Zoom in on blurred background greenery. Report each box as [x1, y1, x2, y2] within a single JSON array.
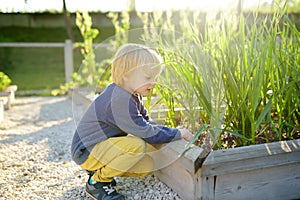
[[0, 0, 299, 93]]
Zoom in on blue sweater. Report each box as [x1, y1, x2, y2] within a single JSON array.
[[71, 83, 181, 165]]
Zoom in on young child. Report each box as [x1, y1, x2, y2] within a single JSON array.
[[71, 43, 194, 200]]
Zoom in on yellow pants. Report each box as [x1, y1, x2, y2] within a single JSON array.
[[80, 136, 156, 182]]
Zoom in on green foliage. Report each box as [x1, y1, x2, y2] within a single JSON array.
[[57, 11, 112, 94], [54, 11, 100, 95], [74, 11, 99, 86], [138, 5, 299, 149], [0, 72, 11, 91], [107, 11, 130, 49], [57, 11, 131, 94], [215, 8, 300, 146], [50, 8, 299, 148]]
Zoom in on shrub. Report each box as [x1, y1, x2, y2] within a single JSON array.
[[0, 71, 11, 91]]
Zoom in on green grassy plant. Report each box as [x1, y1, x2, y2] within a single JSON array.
[[138, 4, 299, 148], [218, 8, 300, 146], [270, 15, 300, 141]]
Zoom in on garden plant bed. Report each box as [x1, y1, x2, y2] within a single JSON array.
[[0, 85, 17, 110], [72, 88, 300, 200], [0, 85, 17, 121]]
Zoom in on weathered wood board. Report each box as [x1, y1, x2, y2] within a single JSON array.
[[154, 140, 206, 200], [69, 88, 96, 124], [6, 85, 17, 102], [201, 139, 300, 200], [155, 161, 203, 200], [0, 85, 18, 110], [0, 91, 11, 110], [0, 99, 4, 121]]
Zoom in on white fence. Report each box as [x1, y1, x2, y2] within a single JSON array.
[[0, 40, 74, 83]]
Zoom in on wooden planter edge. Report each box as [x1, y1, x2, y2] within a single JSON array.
[[201, 139, 300, 200]]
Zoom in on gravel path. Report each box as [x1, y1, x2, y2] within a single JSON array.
[[0, 96, 182, 200]]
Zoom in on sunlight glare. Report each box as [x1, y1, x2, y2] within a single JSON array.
[[136, 0, 238, 12], [0, 0, 273, 13], [136, 0, 272, 12]]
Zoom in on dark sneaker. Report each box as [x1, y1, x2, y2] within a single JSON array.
[[85, 180, 124, 200]]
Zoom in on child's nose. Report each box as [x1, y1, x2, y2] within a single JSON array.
[[150, 82, 156, 87]]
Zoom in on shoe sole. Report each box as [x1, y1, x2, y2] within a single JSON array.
[[85, 187, 125, 200], [85, 188, 98, 200]]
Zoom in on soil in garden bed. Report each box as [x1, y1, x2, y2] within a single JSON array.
[[193, 127, 300, 151]]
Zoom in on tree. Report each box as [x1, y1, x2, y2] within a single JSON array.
[[62, 0, 74, 41], [127, 0, 136, 11]]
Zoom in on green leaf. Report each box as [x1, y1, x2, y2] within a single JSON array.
[[220, 129, 251, 142], [255, 100, 272, 131], [284, 122, 300, 131]]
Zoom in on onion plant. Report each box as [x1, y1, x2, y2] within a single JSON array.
[[139, 3, 299, 148], [140, 20, 227, 148], [270, 15, 300, 141]]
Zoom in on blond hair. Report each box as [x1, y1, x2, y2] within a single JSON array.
[[111, 43, 163, 85]]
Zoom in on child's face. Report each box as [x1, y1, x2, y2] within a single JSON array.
[[122, 66, 158, 97]]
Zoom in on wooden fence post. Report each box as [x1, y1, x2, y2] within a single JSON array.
[[64, 39, 73, 83]]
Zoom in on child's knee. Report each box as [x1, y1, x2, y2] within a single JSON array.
[[127, 137, 147, 154]]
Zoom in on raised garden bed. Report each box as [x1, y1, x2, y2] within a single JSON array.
[[0, 85, 17, 110], [201, 139, 300, 200], [0, 85, 17, 121], [71, 88, 300, 200]]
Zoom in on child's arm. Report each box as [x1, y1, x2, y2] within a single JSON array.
[[140, 98, 194, 142], [109, 96, 182, 144]]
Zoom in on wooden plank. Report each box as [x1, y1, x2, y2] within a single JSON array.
[[201, 173, 215, 200], [208, 163, 300, 200], [157, 139, 207, 173], [64, 40, 74, 83], [154, 140, 206, 200], [0, 92, 11, 110], [0, 42, 65, 47], [5, 85, 17, 102], [0, 99, 4, 122], [202, 139, 300, 200], [155, 161, 203, 200], [202, 139, 300, 176], [70, 88, 95, 125], [204, 139, 300, 164], [0, 91, 11, 97], [5, 85, 17, 92], [0, 42, 111, 48], [155, 163, 196, 200]]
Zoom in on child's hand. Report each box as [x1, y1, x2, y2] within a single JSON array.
[[179, 129, 194, 142]]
